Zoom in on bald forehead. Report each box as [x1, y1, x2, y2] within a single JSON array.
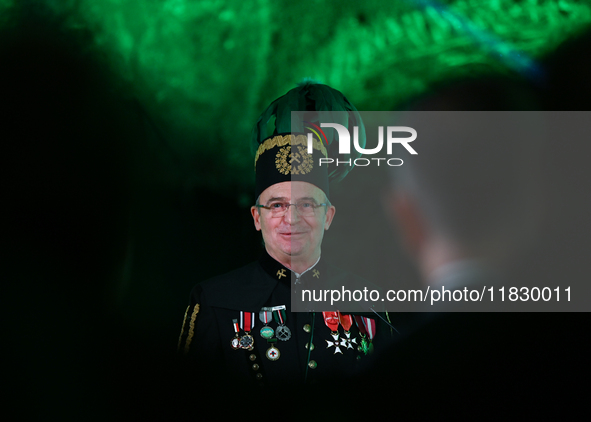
[[259, 181, 326, 205]]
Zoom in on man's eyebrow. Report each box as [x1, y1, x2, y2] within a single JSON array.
[[266, 196, 288, 204], [295, 196, 319, 203], [265, 196, 319, 204]]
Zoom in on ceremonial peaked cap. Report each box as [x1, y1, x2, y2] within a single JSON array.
[[251, 81, 365, 199]]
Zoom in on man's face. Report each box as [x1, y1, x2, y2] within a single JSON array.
[[251, 181, 336, 266]]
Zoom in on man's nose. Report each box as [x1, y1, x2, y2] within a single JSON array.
[[283, 204, 300, 224]]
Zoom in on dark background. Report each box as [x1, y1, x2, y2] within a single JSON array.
[[3, 1, 590, 419]]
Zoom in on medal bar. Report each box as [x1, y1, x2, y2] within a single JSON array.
[[239, 311, 255, 351]]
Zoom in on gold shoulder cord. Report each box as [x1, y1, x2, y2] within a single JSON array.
[[176, 305, 190, 352], [177, 304, 200, 354]]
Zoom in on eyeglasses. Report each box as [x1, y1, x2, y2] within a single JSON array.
[[255, 201, 327, 217]]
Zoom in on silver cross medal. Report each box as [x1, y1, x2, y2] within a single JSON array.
[[326, 332, 343, 354], [340, 331, 357, 350]]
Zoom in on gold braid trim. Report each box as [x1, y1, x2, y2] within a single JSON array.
[[254, 134, 328, 167], [386, 311, 393, 337], [176, 305, 191, 352], [183, 304, 200, 355]]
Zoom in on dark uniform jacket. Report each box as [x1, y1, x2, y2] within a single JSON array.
[[177, 251, 391, 388]]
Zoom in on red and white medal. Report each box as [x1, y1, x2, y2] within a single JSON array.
[[338, 312, 357, 350], [323, 311, 342, 354], [230, 319, 240, 350], [239, 311, 255, 351], [265, 344, 280, 361]]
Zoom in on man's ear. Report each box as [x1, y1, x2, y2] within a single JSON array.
[[385, 190, 426, 259], [251, 206, 262, 231], [323, 205, 336, 230]]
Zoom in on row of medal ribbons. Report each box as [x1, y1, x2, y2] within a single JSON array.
[[231, 307, 375, 359]]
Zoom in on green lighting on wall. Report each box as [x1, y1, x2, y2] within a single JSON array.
[[2, 0, 590, 190]]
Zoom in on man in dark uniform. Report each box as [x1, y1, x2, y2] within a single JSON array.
[[177, 82, 389, 388]]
